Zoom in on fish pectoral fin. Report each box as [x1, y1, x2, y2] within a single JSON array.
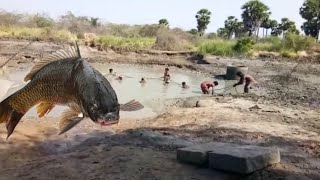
[[120, 99, 144, 112], [36, 102, 55, 118], [58, 117, 84, 135], [58, 108, 84, 135]]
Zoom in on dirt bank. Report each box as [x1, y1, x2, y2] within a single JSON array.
[[0, 40, 319, 180]]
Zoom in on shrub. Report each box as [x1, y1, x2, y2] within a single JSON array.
[[198, 39, 236, 56], [283, 32, 316, 52], [152, 29, 195, 51], [280, 50, 297, 58], [233, 37, 255, 54]]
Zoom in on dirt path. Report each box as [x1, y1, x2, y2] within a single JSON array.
[[0, 40, 319, 180]]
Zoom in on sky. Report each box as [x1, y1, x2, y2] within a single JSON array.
[[0, 0, 306, 32]]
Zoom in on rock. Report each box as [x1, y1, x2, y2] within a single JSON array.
[[249, 105, 262, 110], [182, 97, 200, 108], [196, 100, 213, 107], [177, 142, 280, 174], [208, 143, 280, 174]]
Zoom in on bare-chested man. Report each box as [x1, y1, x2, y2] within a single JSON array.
[[200, 81, 218, 94], [233, 71, 258, 93]]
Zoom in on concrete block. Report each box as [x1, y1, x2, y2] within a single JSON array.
[[177, 142, 280, 174]]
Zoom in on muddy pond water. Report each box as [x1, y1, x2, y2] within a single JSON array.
[[0, 63, 247, 151], [0, 63, 244, 119]]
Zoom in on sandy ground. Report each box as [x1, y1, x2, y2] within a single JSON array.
[[0, 40, 320, 180]]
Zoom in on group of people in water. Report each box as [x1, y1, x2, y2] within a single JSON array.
[[107, 67, 258, 95]]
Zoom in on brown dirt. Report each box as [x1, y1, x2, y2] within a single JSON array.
[[0, 39, 320, 180]]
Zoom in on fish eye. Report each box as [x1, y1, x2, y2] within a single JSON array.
[[90, 103, 98, 112]]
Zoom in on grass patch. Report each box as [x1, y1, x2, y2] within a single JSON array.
[[96, 35, 155, 49], [198, 39, 236, 56], [0, 26, 76, 42], [152, 28, 195, 51]]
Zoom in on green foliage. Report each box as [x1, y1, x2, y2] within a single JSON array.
[[207, 32, 217, 39], [217, 28, 228, 38], [30, 13, 54, 28], [198, 39, 236, 56], [139, 24, 162, 37], [89, 17, 99, 27], [158, 19, 169, 28], [233, 37, 255, 54], [241, 0, 270, 36], [188, 28, 198, 35], [300, 0, 320, 39], [152, 28, 195, 51], [254, 36, 282, 51], [280, 18, 299, 35], [280, 50, 297, 58], [254, 33, 316, 53], [195, 9, 212, 36], [282, 32, 316, 52]]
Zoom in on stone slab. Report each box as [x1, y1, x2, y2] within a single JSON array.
[[177, 142, 280, 174]]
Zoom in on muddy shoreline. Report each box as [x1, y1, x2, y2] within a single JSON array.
[[0, 39, 320, 180]]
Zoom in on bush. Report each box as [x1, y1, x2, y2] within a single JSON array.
[[280, 50, 297, 58], [254, 36, 282, 52], [198, 39, 236, 56], [283, 32, 316, 52], [233, 37, 255, 54], [152, 29, 195, 51]]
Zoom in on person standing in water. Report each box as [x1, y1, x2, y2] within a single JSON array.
[[140, 77, 146, 83], [163, 68, 170, 84], [200, 81, 218, 95], [115, 75, 123, 81], [182, 82, 190, 89], [108, 68, 117, 76], [233, 71, 258, 93]]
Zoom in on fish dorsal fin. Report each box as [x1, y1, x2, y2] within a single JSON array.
[[24, 42, 81, 82]]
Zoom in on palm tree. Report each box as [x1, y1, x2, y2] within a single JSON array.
[[241, 0, 271, 39], [195, 9, 212, 36]]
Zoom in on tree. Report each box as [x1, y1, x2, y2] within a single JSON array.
[[188, 28, 198, 35], [207, 32, 217, 39], [224, 16, 239, 39], [234, 22, 247, 38], [217, 28, 228, 38], [301, 19, 318, 37], [159, 18, 169, 28], [266, 19, 278, 36], [195, 9, 212, 36], [300, 0, 320, 40], [90, 17, 99, 27], [279, 18, 299, 36], [31, 13, 54, 28], [241, 0, 271, 37]]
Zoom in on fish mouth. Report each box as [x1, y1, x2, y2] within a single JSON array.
[[96, 112, 120, 126], [98, 121, 119, 126]]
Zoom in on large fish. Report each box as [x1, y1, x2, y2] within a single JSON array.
[[0, 42, 144, 139]]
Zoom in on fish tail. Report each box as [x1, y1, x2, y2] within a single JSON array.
[[0, 94, 25, 140]]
